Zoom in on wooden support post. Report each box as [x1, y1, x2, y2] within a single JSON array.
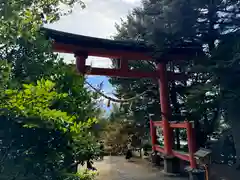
[[157, 63, 172, 155], [120, 58, 128, 72], [191, 122, 197, 153], [75, 51, 88, 74], [150, 119, 157, 151], [186, 121, 197, 168]]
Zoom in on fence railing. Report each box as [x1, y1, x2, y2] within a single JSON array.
[[150, 120, 197, 168]]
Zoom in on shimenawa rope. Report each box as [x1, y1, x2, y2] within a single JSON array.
[[84, 65, 152, 103]]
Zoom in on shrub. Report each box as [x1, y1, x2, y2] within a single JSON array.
[[77, 169, 99, 180]]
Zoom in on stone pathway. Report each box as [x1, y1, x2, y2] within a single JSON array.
[[94, 156, 187, 180]]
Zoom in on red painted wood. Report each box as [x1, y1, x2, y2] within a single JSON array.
[[155, 146, 191, 162], [150, 120, 157, 151], [53, 43, 153, 60], [191, 122, 197, 153], [169, 122, 187, 128], [154, 145, 165, 154], [153, 121, 163, 127], [75, 55, 87, 74], [120, 58, 128, 71], [53, 43, 193, 61], [186, 121, 197, 168], [85, 67, 158, 78], [157, 63, 172, 155], [172, 150, 190, 162], [151, 121, 190, 131], [82, 66, 187, 80]]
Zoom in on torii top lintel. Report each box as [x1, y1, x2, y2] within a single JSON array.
[[42, 27, 202, 61]]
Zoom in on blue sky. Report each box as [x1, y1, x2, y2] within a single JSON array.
[[47, 0, 141, 112]]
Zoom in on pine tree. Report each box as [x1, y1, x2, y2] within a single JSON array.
[[110, 0, 240, 164], [110, 0, 202, 149]]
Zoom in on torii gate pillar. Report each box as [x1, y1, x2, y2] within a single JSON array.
[[157, 62, 180, 174], [157, 62, 172, 155]]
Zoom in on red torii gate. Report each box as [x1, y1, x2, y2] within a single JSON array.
[[43, 27, 199, 171]]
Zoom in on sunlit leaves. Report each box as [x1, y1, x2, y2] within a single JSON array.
[[0, 0, 102, 179], [0, 60, 11, 89], [1, 79, 97, 134], [0, 0, 85, 84], [0, 78, 100, 179]]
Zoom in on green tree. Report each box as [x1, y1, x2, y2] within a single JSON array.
[[52, 63, 103, 123], [0, 79, 99, 179], [110, 0, 240, 158], [0, 0, 103, 178], [0, 0, 84, 84], [110, 0, 202, 149], [102, 103, 145, 154]]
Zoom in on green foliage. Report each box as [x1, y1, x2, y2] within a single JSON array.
[[77, 169, 99, 180], [108, 103, 127, 122], [52, 64, 103, 123], [102, 104, 145, 154], [0, 0, 85, 84], [1, 79, 96, 131], [101, 119, 132, 154], [110, 0, 240, 151], [0, 79, 99, 179], [0, 60, 11, 93], [0, 0, 102, 179]]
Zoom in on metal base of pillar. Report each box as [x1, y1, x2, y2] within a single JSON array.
[[186, 167, 205, 180], [163, 156, 181, 174]]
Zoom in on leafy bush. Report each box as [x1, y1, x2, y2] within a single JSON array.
[[0, 0, 102, 179], [77, 169, 99, 180], [0, 79, 100, 179]]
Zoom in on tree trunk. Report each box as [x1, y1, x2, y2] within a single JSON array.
[[227, 102, 240, 167], [169, 62, 181, 150], [64, 146, 77, 173], [170, 83, 181, 150]]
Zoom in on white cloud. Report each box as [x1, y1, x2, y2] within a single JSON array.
[[48, 1, 136, 38], [47, 0, 141, 68], [46, 0, 142, 107], [87, 57, 112, 68], [58, 54, 112, 68], [121, 0, 142, 4]]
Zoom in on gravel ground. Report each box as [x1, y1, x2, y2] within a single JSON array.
[[93, 156, 187, 180]]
